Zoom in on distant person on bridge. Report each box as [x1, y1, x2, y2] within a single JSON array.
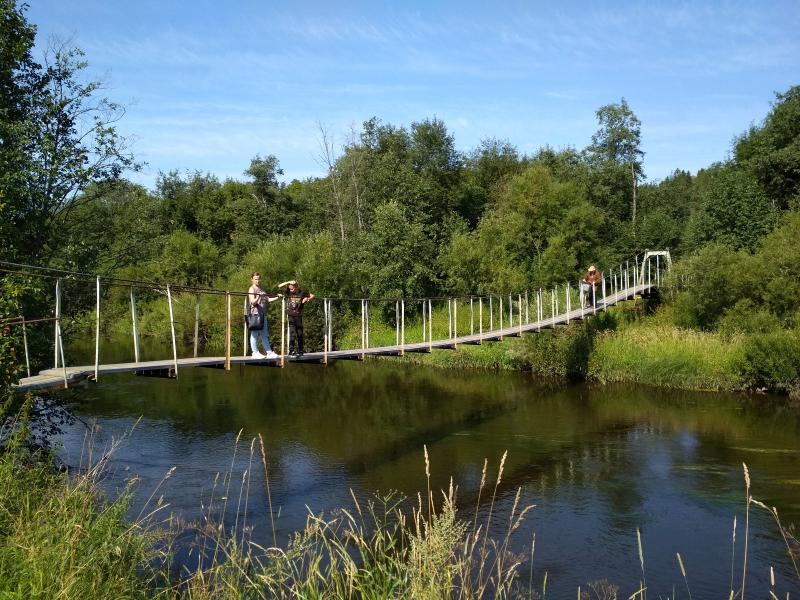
[[248, 272, 279, 359], [580, 265, 602, 308], [278, 280, 315, 357]]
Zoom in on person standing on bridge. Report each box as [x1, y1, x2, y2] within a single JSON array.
[[278, 280, 315, 357], [249, 272, 279, 359], [581, 265, 602, 308]]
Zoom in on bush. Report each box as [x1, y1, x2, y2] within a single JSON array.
[[738, 328, 800, 393], [717, 299, 782, 339], [519, 311, 616, 380], [666, 243, 757, 330]]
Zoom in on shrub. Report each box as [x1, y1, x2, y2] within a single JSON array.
[[717, 299, 782, 339], [738, 328, 800, 393]]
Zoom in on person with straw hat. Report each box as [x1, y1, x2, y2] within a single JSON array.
[[581, 265, 602, 308]]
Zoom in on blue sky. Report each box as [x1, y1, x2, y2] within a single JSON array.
[[28, 0, 800, 189]]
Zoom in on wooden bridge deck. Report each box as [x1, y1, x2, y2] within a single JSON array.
[[14, 284, 654, 393]]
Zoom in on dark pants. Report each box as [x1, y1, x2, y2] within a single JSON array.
[[288, 315, 304, 353]]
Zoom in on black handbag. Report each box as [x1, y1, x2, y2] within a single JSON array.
[[247, 306, 264, 331]]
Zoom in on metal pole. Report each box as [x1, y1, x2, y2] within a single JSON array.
[[280, 297, 286, 367], [395, 301, 400, 347], [602, 272, 607, 305], [400, 299, 405, 356], [21, 316, 30, 378], [565, 284, 570, 322], [518, 293, 523, 335], [525, 290, 530, 324], [366, 300, 370, 350], [57, 317, 67, 389], [470, 298, 474, 336], [508, 294, 513, 330], [593, 283, 597, 315], [195, 294, 201, 358], [422, 298, 428, 342], [537, 289, 542, 332], [242, 296, 247, 357], [657, 254, 661, 286], [489, 296, 493, 331], [499, 295, 503, 340], [580, 282, 585, 319], [428, 299, 432, 352], [131, 287, 141, 363], [223, 290, 230, 372], [447, 298, 452, 339], [95, 277, 100, 381], [323, 299, 329, 364], [453, 298, 457, 342], [552, 288, 556, 328], [479, 297, 483, 342], [54, 278, 61, 368], [329, 299, 333, 352], [168, 285, 180, 377], [361, 299, 366, 359]]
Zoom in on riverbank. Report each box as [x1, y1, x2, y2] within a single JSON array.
[[386, 300, 800, 398]]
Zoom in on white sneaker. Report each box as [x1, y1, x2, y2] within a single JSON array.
[[251, 351, 265, 359], [264, 351, 278, 359]]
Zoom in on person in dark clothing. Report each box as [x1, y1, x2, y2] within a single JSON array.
[[277, 280, 315, 356]]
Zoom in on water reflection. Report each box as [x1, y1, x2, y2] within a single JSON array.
[[57, 360, 800, 597]]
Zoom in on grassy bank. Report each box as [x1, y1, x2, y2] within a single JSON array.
[[353, 300, 800, 396]]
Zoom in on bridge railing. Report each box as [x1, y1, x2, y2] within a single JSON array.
[[2, 252, 669, 385]]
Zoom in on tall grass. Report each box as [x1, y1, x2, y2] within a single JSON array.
[[588, 324, 746, 391]]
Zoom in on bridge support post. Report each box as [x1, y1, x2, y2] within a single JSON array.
[[489, 296, 493, 331], [525, 290, 529, 324], [518, 293, 523, 336], [395, 301, 400, 347], [479, 297, 483, 343], [323, 298, 329, 365], [537, 289, 542, 331], [602, 273, 607, 306], [20, 316, 30, 378], [169, 285, 180, 377], [499, 295, 503, 341], [131, 287, 141, 363], [453, 298, 457, 346], [508, 294, 513, 331], [427, 299, 432, 352], [95, 277, 100, 381], [657, 254, 661, 286], [280, 296, 286, 367], [242, 295, 247, 357], [552, 288, 557, 328], [366, 300, 371, 351], [361, 299, 366, 360], [470, 297, 474, 336], [54, 278, 61, 369], [565, 284, 570, 323], [194, 293, 201, 359], [400, 299, 405, 356]]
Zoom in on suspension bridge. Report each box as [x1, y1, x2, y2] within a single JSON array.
[[3, 252, 670, 393]]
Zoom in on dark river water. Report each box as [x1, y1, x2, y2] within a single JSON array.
[[55, 359, 800, 598]]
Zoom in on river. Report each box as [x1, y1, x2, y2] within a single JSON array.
[[55, 359, 800, 598]]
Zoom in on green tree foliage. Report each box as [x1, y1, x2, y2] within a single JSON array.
[[734, 85, 800, 209], [684, 164, 779, 252], [353, 201, 437, 300]]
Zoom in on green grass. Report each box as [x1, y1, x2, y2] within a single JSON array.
[[588, 323, 746, 391]]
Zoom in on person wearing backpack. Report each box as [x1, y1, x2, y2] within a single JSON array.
[[248, 272, 279, 359]]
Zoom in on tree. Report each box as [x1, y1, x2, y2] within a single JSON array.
[[244, 154, 299, 234], [1, 0, 39, 261], [588, 99, 645, 231], [19, 40, 138, 262], [734, 85, 800, 209]]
